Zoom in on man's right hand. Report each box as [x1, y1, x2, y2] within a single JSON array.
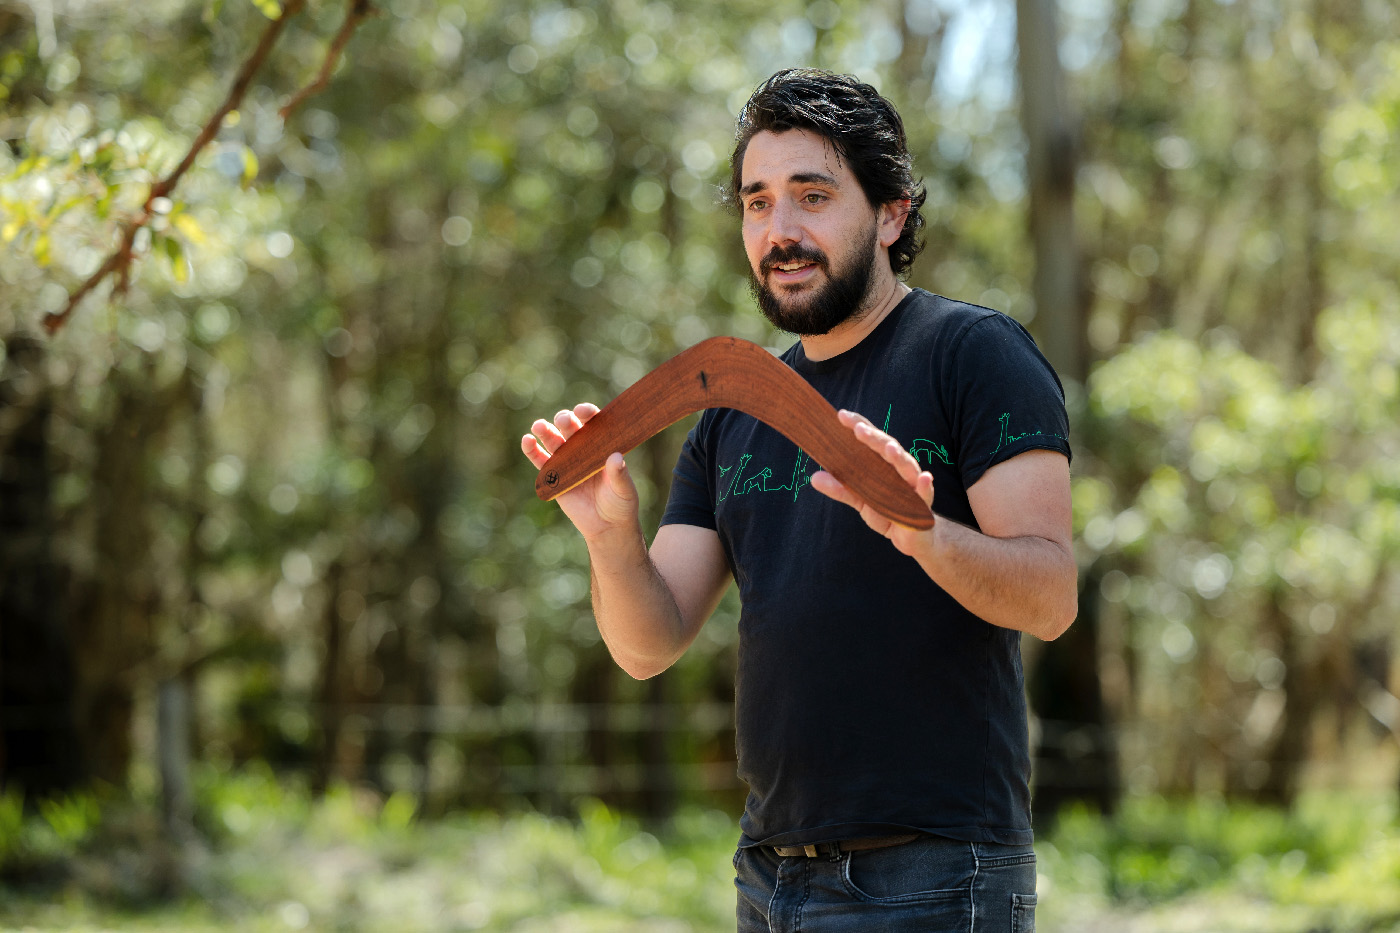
[[521, 403, 641, 542], [521, 401, 731, 680]]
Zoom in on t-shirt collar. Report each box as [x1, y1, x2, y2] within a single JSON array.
[[788, 288, 924, 375]]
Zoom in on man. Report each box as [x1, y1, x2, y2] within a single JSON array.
[[522, 69, 1075, 932]]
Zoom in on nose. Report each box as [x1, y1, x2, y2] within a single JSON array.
[[767, 197, 802, 247]]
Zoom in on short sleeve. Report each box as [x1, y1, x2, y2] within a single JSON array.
[[947, 312, 1072, 489], [660, 413, 718, 529]]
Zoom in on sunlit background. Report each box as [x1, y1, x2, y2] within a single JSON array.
[[2, 0, 1399, 929]]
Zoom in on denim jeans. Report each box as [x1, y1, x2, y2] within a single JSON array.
[[734, 834, 1037, 932]]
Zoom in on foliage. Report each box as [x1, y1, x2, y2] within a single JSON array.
[[2, 766, 740, 931], [1071, 306, 1400, 794], [0, 786, 101, 880], [0, 0, 1038, 811], [3, 772, 1400, 931], [1038, 794, 1400, 932], [0, 0, 1398, 842]]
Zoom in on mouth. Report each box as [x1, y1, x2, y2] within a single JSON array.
[[763, 255, 824, 285]]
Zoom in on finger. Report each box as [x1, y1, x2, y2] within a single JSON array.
[[531, 418, 568, 455], [602, 452, 637, 501], [915, 471, 934, 507], [846, 419, 923, 485], [554, 408, 584, 440], [521, 434, 551, 469], [837, 408, 874, 430], [574, 402, 600, 423], [809, 470, 863, 511], [840, 409, 898, 452], [876, 435, 925, 485], [595, 452, 640, 525]]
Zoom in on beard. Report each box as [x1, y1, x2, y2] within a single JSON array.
[[749, 224, 879, 336]]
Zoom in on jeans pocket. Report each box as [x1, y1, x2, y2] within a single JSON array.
[[841, 839, 973, 904], [1011, 892, 1037, 932]]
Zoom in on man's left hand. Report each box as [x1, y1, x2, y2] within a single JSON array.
[[810, 409, 935, 557]]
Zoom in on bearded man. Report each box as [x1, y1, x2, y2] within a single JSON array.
[[523, 69, 1076, 932]]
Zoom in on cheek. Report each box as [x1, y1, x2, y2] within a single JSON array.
[[741, 223, 767, 268]]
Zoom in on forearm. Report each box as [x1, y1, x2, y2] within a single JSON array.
[[585, 524, 689, 679], [914, 516, 1078, 641]]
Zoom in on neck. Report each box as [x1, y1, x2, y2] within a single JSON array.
[[798, 272, 911, 362]]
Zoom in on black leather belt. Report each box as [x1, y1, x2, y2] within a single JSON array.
[[772, 833, 924, 858]]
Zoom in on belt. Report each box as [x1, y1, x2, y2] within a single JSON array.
[[772, 833, 923, 858]]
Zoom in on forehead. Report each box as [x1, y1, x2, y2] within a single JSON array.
[[740, 128, 850, 189]]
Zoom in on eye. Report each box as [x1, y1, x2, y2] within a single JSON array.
[[745, 197, 768, 212], [802, 192, 828, 204]]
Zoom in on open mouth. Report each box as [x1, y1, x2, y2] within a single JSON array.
[[763, 253, 825, 284]]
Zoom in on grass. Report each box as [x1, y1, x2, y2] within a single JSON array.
[[2, 768, 1399, 932]]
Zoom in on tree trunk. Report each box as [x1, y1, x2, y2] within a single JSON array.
[[157, 676, 193, 835], [1016, 0, 1084, 383], [0, 332, 84, 797], [1028, 566, 1118, 829], [1016, 0, 1117, 827], [71, 362, 172, 787], [1256, 589, 1312, 808], [313, 558, 346, 795]]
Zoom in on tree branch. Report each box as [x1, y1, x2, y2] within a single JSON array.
[[279, 0, 377, 120], [43, 0, 315, 335]]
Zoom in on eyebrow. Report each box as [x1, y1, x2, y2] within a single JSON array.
[[739, 171, 842, 198]]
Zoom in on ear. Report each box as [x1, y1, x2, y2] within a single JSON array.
[[877, 198, 911, 248]]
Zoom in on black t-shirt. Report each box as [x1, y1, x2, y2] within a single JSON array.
[[660, 288, 1071, 848]]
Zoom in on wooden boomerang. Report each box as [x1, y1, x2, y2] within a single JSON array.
[[533, 336, 935, 529]]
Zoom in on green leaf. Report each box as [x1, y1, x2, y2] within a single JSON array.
[[50, 195, 89, 220], [249, 0, 282, 19], [240, 146, 259, 188], [172, 211, 207, 246], [161, 234, 188, 283]]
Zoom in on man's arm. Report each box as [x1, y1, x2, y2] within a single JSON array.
[[523, 405, 731, 679], [810, 410, 1076, 641], [587, 521, 730, 679]]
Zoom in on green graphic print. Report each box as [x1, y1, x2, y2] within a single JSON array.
[[715, 405, 1063, 506]]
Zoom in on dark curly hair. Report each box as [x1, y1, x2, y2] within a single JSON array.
[[728, 69, 927, 278]]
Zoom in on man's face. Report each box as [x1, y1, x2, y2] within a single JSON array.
[[738, 129, 885, 336]]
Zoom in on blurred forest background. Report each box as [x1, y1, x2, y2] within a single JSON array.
[[2, 0, 1400, 928]]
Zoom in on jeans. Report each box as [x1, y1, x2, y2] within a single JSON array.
[[734, 834, 1037, 932]]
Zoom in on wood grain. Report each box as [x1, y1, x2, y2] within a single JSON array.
[[534, 336, 934, 529]]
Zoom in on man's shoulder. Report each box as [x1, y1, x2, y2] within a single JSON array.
[[891, 289, 1012, 355], [906, 288, 1007, 327]]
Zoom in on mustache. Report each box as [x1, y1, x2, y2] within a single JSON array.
[[760, 245, 828, 275]]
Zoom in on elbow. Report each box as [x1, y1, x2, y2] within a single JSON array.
[[1037, 585, 1079, 642], [612, 649, 676, 681], [619, 660, 667, 681]]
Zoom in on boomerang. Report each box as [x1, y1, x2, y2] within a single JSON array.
[[533, 336, 934, 530]]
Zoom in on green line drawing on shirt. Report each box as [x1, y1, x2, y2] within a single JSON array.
[[718, 450, 815, 502], [713, 408, 1060, 508], [910, 438, 952, 467], [715, 454, 750, 503], [991, 411, 1066, 458], [715, 403, 959, 507], [891, 402, 953, 468]]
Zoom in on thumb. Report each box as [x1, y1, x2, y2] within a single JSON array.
[[601, 452, 639, 505]]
